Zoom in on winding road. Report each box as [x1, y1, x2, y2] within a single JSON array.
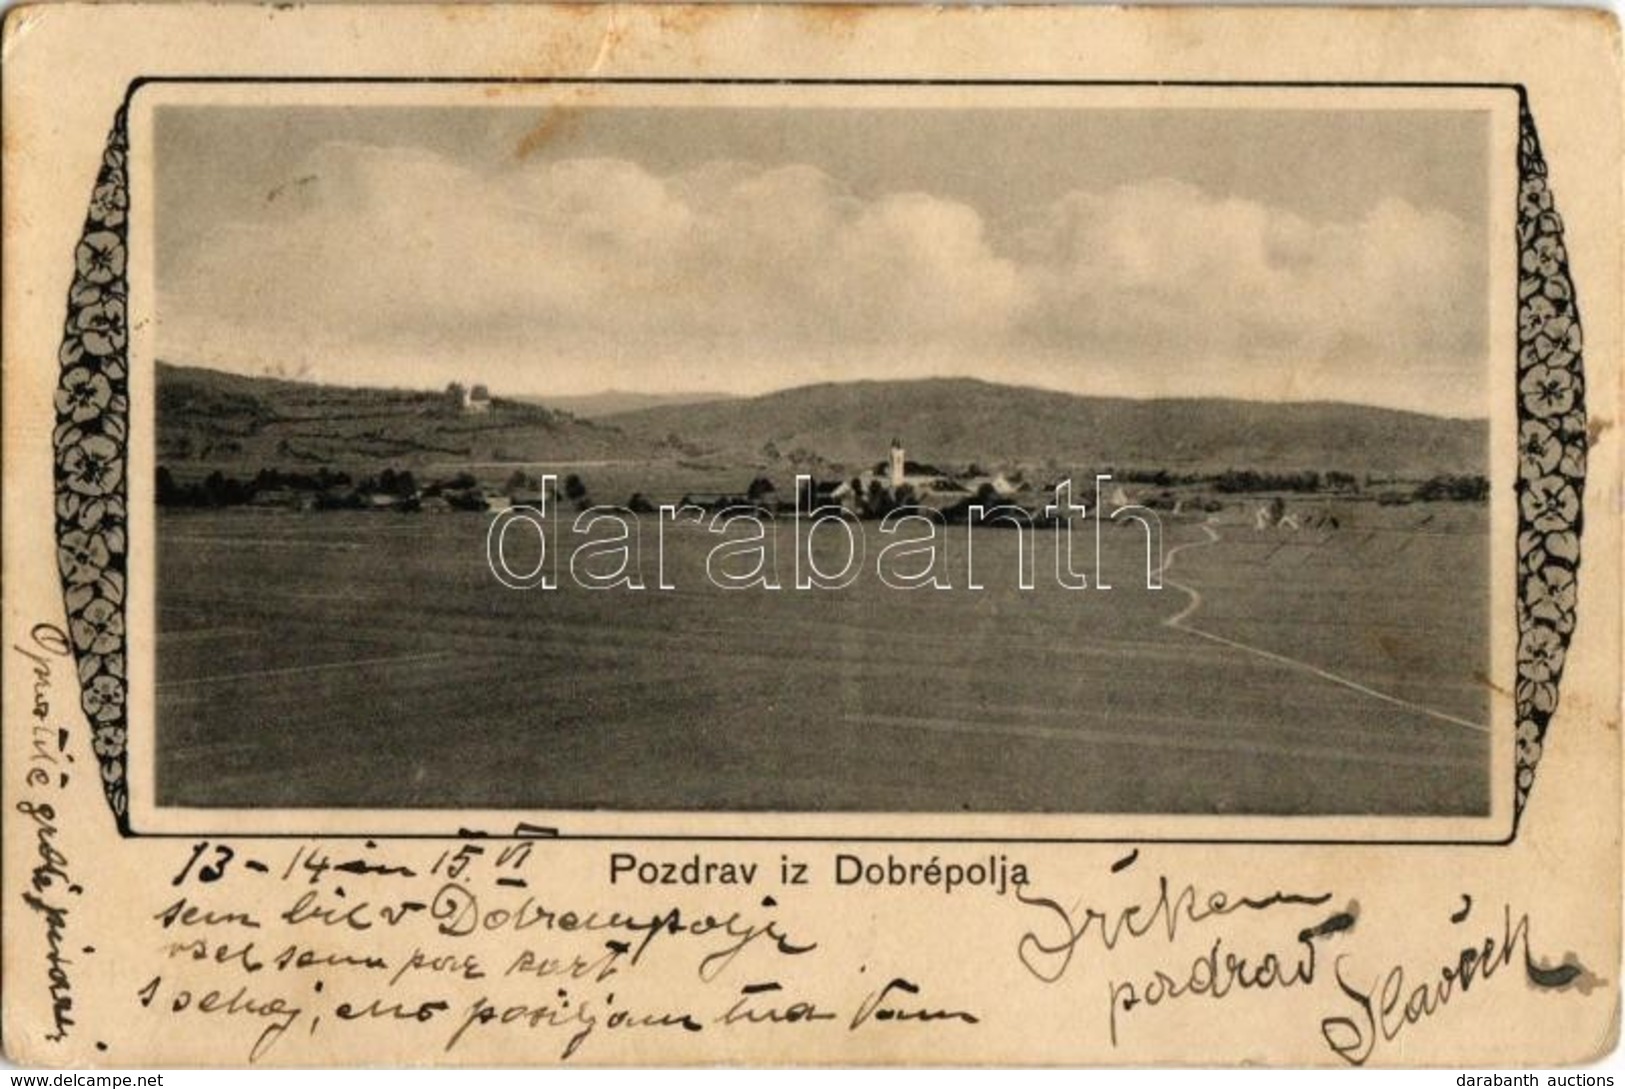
[[1157, 519, 1488, 734]]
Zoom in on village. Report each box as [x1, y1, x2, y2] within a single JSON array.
[[482, 465, 1168, 593], [154, 369, 1491, 530], [155, 430, 1489, 538]]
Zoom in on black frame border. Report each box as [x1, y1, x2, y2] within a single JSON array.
[[50, 76, 1585, 847]]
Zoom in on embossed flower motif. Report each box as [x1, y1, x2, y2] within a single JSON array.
[[1555, 315, 1583, 357], [1523, 348, 1579, 388], [69, 278, 118, 312], [1521, 294, 1573, 349], [61, 433, 123, 497], [1523, 235, 1566, 279], [58, 529, 110, 585], [1518, 419, 1562, 477], [73, 296, 126, 356], [92, 725, 127, 757], [1518, 624, 1566, 684], [75, 231, 125, 285], [1520, 475, 1580, 534], [55, 367, 113, 424], [1519, 295, 1559, 343], [86, 682, 125, 728], [1515, 676, 1556, 720], [1526, 565, 1577, 631], [1519, 363, 1577, 419], [1539, 286, 1574, 323], [1531, 311, 1582, 365], [70, 596, 123, 656], [88, 182, 127, 229], [1520, 179, 1553, 219]]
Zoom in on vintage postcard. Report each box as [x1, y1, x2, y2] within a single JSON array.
[[2, 3, 1620, 1069]]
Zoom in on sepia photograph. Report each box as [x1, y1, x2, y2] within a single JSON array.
[[5, 4, 1618, 1073], [134, 84, 1510, 821]]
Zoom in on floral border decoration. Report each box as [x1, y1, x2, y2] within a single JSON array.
[[55, 106, 131, 828], [52, 93, 1585, 835], [1513, 95, 1586, 822]]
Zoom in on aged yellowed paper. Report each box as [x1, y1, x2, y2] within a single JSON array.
[[2, 3, 1620, 1068]]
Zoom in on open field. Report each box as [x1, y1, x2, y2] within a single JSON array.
[[155, 499, 1489, 814]]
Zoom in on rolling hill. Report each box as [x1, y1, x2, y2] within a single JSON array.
[[156, 364, 1487, 478], [511, 389, 739, 418], [601, 377, 1487, 477], [155, 362, 655, 467]]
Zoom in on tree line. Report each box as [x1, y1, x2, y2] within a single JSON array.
[[154, 463, 1491, 512]]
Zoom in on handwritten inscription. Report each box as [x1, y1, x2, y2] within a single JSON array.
[[13, 623, 81, 1045], [1106, 910, 1356, 1045], [1016, 872, 1336, 983], [1011, 851, 1598, 1061], [117, 841, 1023, 1063], [1015, 864, 1346, 1047], [1321, 902, 1588, 1066], [78, 833, 1597, 1063]]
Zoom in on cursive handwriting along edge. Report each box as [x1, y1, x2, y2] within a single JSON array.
[[14, 623, 79, 1045]]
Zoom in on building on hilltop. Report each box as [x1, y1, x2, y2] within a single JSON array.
[[443, 380, 492, 414]]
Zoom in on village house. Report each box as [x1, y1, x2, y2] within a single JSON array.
[[821, 439, 1026, 517]]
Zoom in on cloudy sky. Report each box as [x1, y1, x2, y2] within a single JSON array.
[[154, 104, 1490, 415]]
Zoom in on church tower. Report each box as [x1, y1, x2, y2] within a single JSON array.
[[889, 437, 905, 490]]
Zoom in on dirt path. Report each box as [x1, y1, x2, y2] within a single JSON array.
[[1159, 520, 1488, 734]]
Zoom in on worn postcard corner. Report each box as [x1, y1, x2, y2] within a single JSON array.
[[2, 1, 1621, 1070]]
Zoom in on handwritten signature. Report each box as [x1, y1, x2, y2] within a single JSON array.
[[1320, 902, 1589, 1066]]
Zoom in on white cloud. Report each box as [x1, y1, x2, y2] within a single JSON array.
[[1016, 180, 1480, 361], [158, 141, 1484, 409]]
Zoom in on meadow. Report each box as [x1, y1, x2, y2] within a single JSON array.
[[154, 497, 1490, 815]]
